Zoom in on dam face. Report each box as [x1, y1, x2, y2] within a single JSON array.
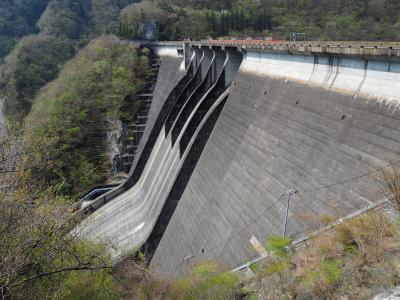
[[79, 42, 400, 275]]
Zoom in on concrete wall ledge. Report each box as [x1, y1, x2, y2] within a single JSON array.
[[156, 41, 400, 60], [214, 44, 400, 60]]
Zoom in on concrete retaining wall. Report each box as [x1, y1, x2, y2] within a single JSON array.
[[241, 51, 400, 105]]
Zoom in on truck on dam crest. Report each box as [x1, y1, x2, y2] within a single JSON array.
[[76, 40, 400, 276]]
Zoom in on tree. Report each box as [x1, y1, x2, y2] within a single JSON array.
[[0, 127, 123, 299], [20, 36, 149, 197]]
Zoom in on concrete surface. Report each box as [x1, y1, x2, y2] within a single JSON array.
[[77, 46, 242, 259], [78, 42, 400, 277], [150, 50, 400, 276], [373, 287, 400, 300]]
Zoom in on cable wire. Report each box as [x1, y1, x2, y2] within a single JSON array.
[[302, 159, 400, 194], [217, 192, 286, 259], [174, 160, 400, 274]]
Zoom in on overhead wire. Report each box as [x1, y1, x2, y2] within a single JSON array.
[[214, 159, 400, 263], [302, 159, 400, 194], [174, 159, 400, 274], [217, 192, 286, 259]]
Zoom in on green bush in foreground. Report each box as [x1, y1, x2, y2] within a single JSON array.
[[0, 164, 121, 299], [254, 211, 400, 299]]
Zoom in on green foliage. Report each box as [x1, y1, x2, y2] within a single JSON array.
[[0, 34, 75, 120], [37, 0, 136, 41], [21, 35, 149, 197], [56, 264, 123, 300], [321, 259, 342, 285], [0, 177, 123, 299], [119, 0, 400, 41], [254, 210, 400, 299], [111, 259, 243, 300], [267, 236, 292, 258], [265, 259, 290, 276], [175, 261, 241, 300], [37, 0, 87, 40], [0, 0, 49, 58], [0, 0, 138, 122]]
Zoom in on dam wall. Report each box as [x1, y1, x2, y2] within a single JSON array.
[[146, 46, 185, 137], [77, 41, 400, 276], [150, 48, 400, 275], [80, 45, 187, 210], [77, 44, 243, 259]]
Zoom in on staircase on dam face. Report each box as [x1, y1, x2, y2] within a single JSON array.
[[112, 56, 161, 175], [121, 93, 154, 174], [77, 44, 243, 262]]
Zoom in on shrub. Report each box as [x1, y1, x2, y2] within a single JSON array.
[[267, 236, 292, 259], [185, 261, 240, 300], [336, 212, 391, 264], [380, 163, 400, 213]]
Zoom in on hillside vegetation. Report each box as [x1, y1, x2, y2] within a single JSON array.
[[249, 210, 400, 299], [0, 34, 75, 118], [119, 0, 400, 41], [0, 0, 136, 121], [0, 0, 134, 59], [0, 0, 49, 59], [20, 35, 149, 197], [2, 0, 399, 121]]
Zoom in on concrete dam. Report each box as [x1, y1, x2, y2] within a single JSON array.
[[78, 41, 400, 275]]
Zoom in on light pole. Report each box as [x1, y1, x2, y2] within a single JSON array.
[[183, 255, 194, 277], [282, 189, 297, 237]]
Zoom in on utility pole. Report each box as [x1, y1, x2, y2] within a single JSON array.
[[282, 189, 297, 237], [183, 255, 194, 277]]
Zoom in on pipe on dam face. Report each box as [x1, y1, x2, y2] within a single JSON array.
[[77, 45, 243, 260]]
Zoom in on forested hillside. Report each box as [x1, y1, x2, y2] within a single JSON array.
[[2, 0, 399, 121], [0, 0, 49, 59], [21, 36, 149, 196], [119, 0, 400, 41], [0, 0, 136, 121]]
